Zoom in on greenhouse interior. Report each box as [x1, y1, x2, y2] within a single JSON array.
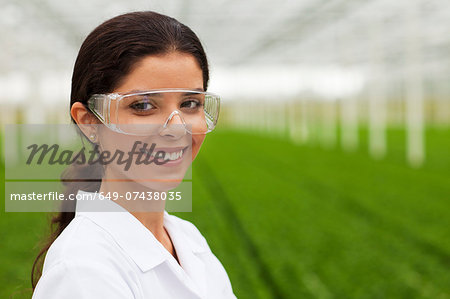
[[1, 0, 449, 298]]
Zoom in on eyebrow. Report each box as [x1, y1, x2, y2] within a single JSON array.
[[126, 88, 205, 96]]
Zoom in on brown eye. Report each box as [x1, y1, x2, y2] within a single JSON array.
[[181, 99, 202, 110], [129, 99, 154, 113]]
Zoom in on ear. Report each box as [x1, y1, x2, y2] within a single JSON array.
[[71, 102, 99, 142]]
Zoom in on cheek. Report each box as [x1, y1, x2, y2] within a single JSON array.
[[191, 134, 206, 160]]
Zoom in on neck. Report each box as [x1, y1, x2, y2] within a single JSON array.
[[130, 211, 165, 237], [99, 180, 167, 229], [98, 178, 177, 257], [128, 210, 176, 261]]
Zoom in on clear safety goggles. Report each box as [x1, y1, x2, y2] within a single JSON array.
[[87, 88, 220, 135]]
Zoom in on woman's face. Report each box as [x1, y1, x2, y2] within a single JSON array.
[[97, 52, 206, 191], [114, 51, 206, 160]]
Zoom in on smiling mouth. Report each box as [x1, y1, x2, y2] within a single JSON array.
[[139, 145, 190, 162]]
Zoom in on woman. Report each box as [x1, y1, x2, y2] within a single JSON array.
[[31, 11, 236, 299]]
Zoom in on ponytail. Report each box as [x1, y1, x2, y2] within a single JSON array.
[[31, 157, 103, 289]]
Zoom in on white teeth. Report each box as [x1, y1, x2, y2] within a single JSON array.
[[142, 148, 185, 161], [162, 149, 184, 161]]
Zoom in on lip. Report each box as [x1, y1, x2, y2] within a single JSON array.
[[159, 145, 190, 167]]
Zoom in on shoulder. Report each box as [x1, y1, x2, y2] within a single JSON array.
[[42, 215, 130, 274], [33, 258, 135, 299], [34, 216, 136, 299]]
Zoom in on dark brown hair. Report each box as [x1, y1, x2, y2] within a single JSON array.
[[31, 10, 209, 289]]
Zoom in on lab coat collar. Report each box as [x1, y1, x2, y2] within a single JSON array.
[[74, 191, 209, 278], [75, 191, 166, 272], [164, 214, 208, 297]]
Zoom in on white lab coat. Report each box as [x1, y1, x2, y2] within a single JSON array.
[[32, 191, 237, 299]]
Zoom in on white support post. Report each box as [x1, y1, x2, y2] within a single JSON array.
[[340, 95, 359, 152], [405, 0, 425, 167], [368, 15, 387, 160], [300, 98, 309, 144], [321, 100, 337, 149]]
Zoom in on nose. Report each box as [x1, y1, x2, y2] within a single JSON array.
[[164, 110, 184, 126], [159, 110, 187, 138]]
